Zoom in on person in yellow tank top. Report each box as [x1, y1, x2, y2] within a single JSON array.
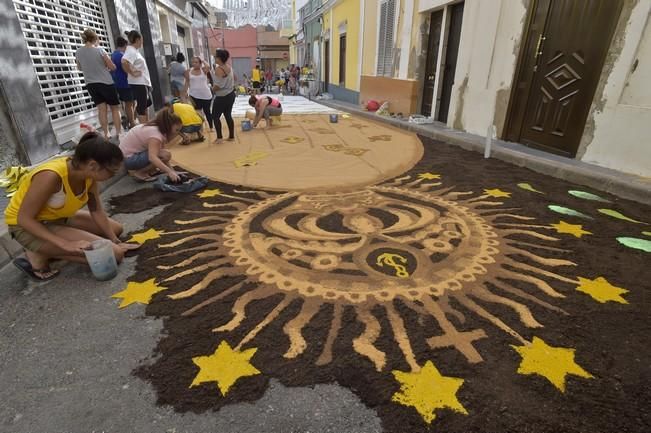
[[5, 132, 139, 281], [251, 65, 262, 94]]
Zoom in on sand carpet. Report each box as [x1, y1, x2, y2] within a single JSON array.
[[169, 114, 423, 191]]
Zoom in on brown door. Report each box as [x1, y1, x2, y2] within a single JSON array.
[[438, 2, 464, 123], [421, 10, 444, 116], [339, 35, 346, 85], [324, 40, 330, 92], [505, 0, 623, 156]]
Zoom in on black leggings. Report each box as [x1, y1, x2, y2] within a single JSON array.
[[191, 96, 213, 129], [212, 91, 236, 139]]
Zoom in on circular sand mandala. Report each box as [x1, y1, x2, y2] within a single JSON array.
[[160, 180, 575, 373], [114, 168, 617, 430]]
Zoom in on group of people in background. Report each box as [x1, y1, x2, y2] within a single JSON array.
[[6, 27, 286, 281], [245, 64, 310, 96]]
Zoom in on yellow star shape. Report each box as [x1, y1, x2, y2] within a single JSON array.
[[392, 361, 468, 424], [483, 188, 511, 198], [511, 337, 593, 392], [127, 228, 164, 244], [111, 278, 167, 308], [418, 172, 441, 180], [197, 188, 222, 198], [575, 276, 629, 304], [190, 341, 261, 396], [281, 136, 304, 144], [550, 221, 592, 238]]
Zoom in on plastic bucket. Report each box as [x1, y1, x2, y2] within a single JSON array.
[[241, 120, 252, 131], [83, 239, 118, 281], [329, 114, 338, 123]]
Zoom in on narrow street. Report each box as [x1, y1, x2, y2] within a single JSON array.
[[1, 0, 650, 432]]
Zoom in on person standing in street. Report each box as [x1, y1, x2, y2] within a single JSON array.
[[211, 49, 236, 144], [121, 30, 152, 124], [183, 57, 214, 132], [264, 68, 273, 92], [110, 36, 136, 130], [75, 29, 122, 140], [168, 52, 186, 99], [251, 65, 262, 94]]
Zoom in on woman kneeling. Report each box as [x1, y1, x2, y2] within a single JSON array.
[[119, 108, 183, 182], [5, 133, 136, 281]]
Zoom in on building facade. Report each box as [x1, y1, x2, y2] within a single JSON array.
[[0, 0, 209, 167], [297, 0, 651, 178]]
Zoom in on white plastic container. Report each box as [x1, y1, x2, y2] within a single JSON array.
[[83, 239, 118, 281]]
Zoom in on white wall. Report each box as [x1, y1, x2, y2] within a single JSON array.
[[581, 1, 651, 177], [444, 0, 527, 134]]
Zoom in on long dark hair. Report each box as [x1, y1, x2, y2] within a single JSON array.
[[146, 108, 182, 138], [72, 132, 123, 168]]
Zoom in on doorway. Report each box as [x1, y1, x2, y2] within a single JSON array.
[[438, 2, 464, 123], [324, 39, 330, 92], [421, 10, 444, 116], [339, 35, 346, 86], [504, 0, 623, 157]]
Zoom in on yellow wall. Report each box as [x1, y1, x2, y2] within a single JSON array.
[[362, 0, 378, 76], [331, 0, 360, 91]]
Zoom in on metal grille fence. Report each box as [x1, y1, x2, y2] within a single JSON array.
[[12, 0, 111, 136]]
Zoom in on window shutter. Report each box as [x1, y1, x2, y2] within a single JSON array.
[[376, 0, 395, 77], [12, 0, 112, 136], [376, 1, 387, 75]]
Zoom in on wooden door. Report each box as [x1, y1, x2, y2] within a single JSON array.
[[324, 40, 330, 92], [421, 10, 444, 116], [339, 35, 346, 85], [505, 0, 623, 156], [438, 2, 464, 123]]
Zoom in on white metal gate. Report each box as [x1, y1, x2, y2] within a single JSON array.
[[12, 0, 112, 142]]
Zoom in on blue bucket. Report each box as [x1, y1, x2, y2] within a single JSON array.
[[329, 114, 338, 123], [241, 120, 252, 131]]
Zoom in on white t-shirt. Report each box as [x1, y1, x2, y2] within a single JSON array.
[[122, 45, 151, 86]]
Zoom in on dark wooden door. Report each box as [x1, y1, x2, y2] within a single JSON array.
[[324, 40, 330, 92], [438, 2, 464, 123], [505, 0, 623, 156], [421, 10, 444, 116], [339, 35, 346, 85]]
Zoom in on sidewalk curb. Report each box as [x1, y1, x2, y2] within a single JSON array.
[[320, 99, 651, 206], [0, 168, 127, 269]]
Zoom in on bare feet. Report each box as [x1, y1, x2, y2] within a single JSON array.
[[214, 138, 223, 144], [226, 137, 235, 141]]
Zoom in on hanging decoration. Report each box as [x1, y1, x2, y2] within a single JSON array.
[[212, 0, 292, 29]]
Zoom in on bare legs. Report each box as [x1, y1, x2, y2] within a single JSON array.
[[24, 211, 125, 278], [110, 104, 122, 136]]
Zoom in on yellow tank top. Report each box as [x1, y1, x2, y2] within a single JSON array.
[[252, 68, 261, 81], [4, 157, 92, 226], [173, 102, 202, 126]]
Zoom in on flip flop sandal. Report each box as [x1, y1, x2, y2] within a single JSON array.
[[192, 136, 205, 142], [13, 257, 60, 282]]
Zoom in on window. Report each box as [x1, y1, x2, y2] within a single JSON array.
[[339, 34, 346, 85], [376, 0, 396, 76]]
